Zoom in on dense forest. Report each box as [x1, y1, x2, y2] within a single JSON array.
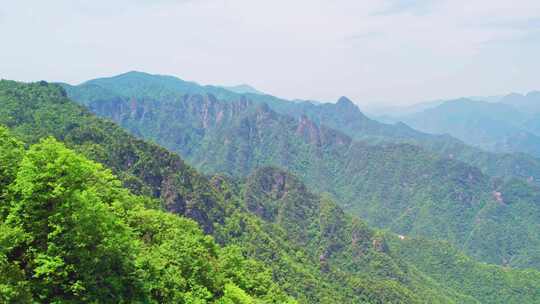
[[62, 72, 540, 270], [1, 80, 540, 303], [0, 129, 293, 303]]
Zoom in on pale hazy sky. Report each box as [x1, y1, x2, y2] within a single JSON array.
[[1, 0, 539, 106]]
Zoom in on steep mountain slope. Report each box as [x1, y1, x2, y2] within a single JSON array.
[[61, 71, 540, 185], [386, 234, 540, 304], [4, 80, 540, 303], [269, 95, 540, 183], [61, 75, 540, 270], [395, 98, 540, 156], [281, 96, 430, 141], [0, 128, 293, 303], [215, 168, 478, 304], [0, 79, 476, 303], [227, 167, 540, 304], [0, 79, 394, 303], [62, 72, 428, 142]]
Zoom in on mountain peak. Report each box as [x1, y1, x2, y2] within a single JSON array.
[[122, 70, 149, 76], [336, 96, 355, 106], [111, 71, 157, 80], [223, 84, 264, 95]]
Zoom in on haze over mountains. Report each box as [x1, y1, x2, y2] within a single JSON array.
[[3, 0, 540, 302], [381, 92, 540, 157]]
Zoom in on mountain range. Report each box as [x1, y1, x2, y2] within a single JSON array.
[[62, 72, 540, 184], [381, 92, 540, 158], [60, 71, 540, 271], [2, 74, 540, 302], [0, 81, 540, 303]]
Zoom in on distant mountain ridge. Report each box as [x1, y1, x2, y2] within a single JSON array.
[[222, 84, 265, 95], [390, 95, 540, 157], [500, 91, 540, 113]]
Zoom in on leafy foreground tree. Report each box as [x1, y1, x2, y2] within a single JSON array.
[[0, 129, 295, 303]]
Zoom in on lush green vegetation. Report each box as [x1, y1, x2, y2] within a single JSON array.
[[0, 128, 293, 303], [61, 72, 540, 270], [0, 80, 415, 303], [2, 79, 540, 303], [386, 234, 540, 304]]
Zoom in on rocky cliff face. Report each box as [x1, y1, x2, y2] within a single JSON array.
[[244, 167, 381, 261]]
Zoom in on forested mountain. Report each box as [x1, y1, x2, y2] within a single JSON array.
[[62, 71, 540, 184], [3, 80, 540, 303], [61, 72, 540, 270], [0, 129, 293, 303]]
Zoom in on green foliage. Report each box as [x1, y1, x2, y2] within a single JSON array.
[[387, 234, 540, 303], [0, 79, 224, 233], [216, 283, 255, 304], [61, 74, 540, 270], [214, 168, 494, 303], [0, 223, 32, 303], [3, 79, 540, 303], [0, 126, 24, 187], [0, 131, 292, 303], [130, 208, 218, 303], [6, 138, 142, 302], [0, 126, 24, 218]]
